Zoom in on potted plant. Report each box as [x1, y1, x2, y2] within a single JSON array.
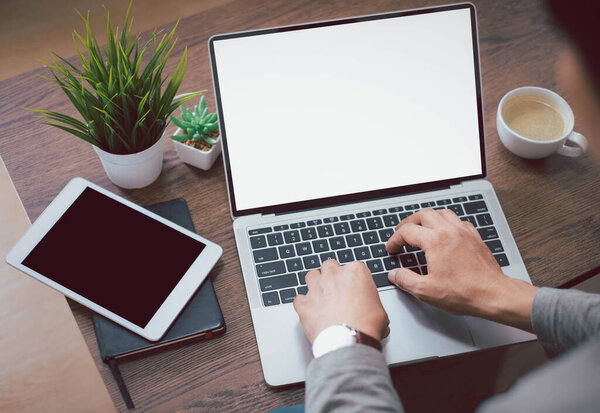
[[170, 95, 222, 170], [28, 1, 200, 188]]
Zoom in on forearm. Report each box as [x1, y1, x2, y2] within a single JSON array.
[[306, 344, 403, 413]]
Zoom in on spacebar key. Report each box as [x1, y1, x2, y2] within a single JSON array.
[[256, 261, 286, 277]]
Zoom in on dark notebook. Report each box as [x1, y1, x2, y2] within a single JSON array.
[[93, 198, 225, 409]]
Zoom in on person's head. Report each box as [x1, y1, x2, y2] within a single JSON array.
[[546, 0, 600, 158]]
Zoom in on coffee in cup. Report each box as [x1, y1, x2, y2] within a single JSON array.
[[497, 86, 587, 158]]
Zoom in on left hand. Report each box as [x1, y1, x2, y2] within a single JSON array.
[[293, 259, 390, 343]]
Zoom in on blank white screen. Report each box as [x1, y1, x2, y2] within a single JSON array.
[[213, 8, 482, 212]]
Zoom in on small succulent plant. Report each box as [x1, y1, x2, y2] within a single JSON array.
[[170, 95, 219, 148]]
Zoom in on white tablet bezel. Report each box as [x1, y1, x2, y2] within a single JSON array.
[[5, 177, 223, 341]]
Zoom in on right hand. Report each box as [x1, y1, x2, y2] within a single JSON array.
[[385, 208, 538, 331]]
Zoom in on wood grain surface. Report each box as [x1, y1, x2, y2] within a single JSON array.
[[1, 0, 598, 411]]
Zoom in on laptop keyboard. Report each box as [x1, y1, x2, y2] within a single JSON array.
[[248, 194, 509, 307]]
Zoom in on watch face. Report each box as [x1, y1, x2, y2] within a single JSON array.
[[312, 324, 356, 358]]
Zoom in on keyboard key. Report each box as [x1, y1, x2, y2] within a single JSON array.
[[334, 222, 351, 235], [417, 251, 427, 265], [372, 273, 392, 287], [485, 239, 504, 253], [461, 215, 478, 227], [256, 261, 286, 277], [249, 227, 271, 236], [405, 244, 420, 252], [295, 242, 312, 256], [464, 201, 488, 214], [297, 286, 308, 295], [303, 255, 320, 269], [383, 214, 399, 227], [389, 206, 404, 212], [267, 233, 284, 246], [494, 253, 510, 267], [366, 217, 384, 230], [262, 291, 280, 306], [312, 239, 330, 253], [447, 204, 465, 216], [298, 271, 308, 284], [399, 253, 418, 267], [317, 224, 334, 237], [300, 227, 317, 240], [370, 244, 388, 258], [383, 256, 400, 270], [433, 207, 445, 210], [320, 251, 337, 262], [307, 219, 322, 226], [274, 224, 289, 231], [284, 230, 301, 243], [250, 235, 267, 249], [452, 196, 467, 203], [354, 247, 371, 260], [290, 222, 306, 229], [437, 199, 451, 205], [399, 211, 413, 220], [362, 231, 379, 244], [340, 214, 355, 220], [324, 217, 339, 223], [286, 258, 303, 272], [372, 209, 387, 215], [329, 236, 346, 250], [280, 288, 297, 304], [378, 228, 394, 242], [405, 204, 420, 210], [346, 234, 363, 247], [278, 245, 295, 258], [337, 249, 354, 263], [422, 265, 428, 275], [350, 219, 367, 232], [259, 273, 298, 291], [356, 211, 371, 218], [469, 194, 484, 200], [409, 266, 422, 275], [478, 226, 499, 241], [476, 213, 493, 227], [253, 247, 278, 263], [366, 259, 384, 273], [420, 201, 436, 208]]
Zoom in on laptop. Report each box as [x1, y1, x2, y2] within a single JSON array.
[[209, 3, 535, 386]]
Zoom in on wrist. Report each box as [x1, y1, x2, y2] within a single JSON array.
[[312, 324, 382, 358], [480, 277, 539, 332]]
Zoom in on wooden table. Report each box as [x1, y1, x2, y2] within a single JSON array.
[[1, 0, 599, 411]]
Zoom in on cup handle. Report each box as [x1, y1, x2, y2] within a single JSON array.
[[556, 131, 588, 157]]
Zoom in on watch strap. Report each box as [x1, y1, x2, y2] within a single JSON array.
[[350, 326, 383, 352]]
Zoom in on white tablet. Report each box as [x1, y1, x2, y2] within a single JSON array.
[[6, 177, 223, 341]]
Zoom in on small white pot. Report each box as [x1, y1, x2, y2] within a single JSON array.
[[172, 127, 222, 170], [93, 132, 166, 189]]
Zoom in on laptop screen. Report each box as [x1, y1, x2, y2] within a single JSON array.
[[210, 4, 485, 216]]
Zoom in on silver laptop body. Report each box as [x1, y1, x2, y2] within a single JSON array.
[[209, 3, 534, 386]]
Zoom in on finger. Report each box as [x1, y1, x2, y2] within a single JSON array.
[[305, 269, 323, 293], [388, 268, 426, 298], [386, 222, 432, 254], [398, 208, 447, 229], [320, 258, 340, 274], [292, 292, 308, 312], [439, 208, 463, 225]]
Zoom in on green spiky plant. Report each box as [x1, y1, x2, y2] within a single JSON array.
[[170, 95, 219, 150], [27, 1, 201, 155]]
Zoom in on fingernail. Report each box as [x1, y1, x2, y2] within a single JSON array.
[[388, 270, 397, 280]]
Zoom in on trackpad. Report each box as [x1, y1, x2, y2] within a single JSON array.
[[380, 288, 475, 364]]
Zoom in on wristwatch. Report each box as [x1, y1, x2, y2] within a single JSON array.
[[312, 324, 382, 358]]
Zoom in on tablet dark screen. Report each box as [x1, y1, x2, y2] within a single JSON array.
[[22, 187, 206, 328]]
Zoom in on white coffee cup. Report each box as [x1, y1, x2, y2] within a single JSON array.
[[497, 86, 587, 159]]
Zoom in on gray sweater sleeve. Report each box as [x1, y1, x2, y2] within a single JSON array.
[[305, 344, 403, 412], [530, 287, 600, 357]]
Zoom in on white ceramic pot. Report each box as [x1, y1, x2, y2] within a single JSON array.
[[93, 132, 166, 189], [172, 127, 222, 170]]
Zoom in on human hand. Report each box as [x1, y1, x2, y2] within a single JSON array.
[[386, 208, 538, 331], [293, 259, 390, 343]]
